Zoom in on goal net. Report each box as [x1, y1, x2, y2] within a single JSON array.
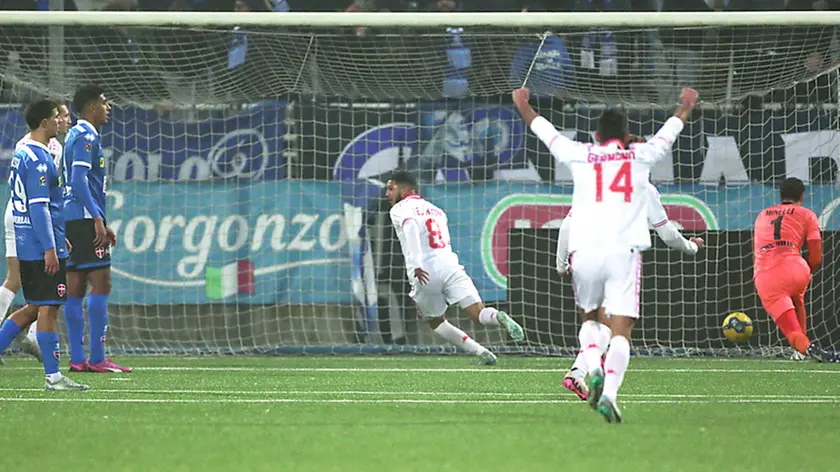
[[0, 12, 838, 356]]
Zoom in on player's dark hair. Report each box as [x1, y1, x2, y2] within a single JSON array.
[[72, 84, 105, 114], [597, 108, 628, 144], [390, 170, 418, 191], [24, 99, 58, 131], [780, 177, 805, 202]]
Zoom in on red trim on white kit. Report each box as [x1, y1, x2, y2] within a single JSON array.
[[634, 251, 642, 315]]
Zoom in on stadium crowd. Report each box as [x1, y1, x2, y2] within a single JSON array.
[[0, 0, 837, 105]]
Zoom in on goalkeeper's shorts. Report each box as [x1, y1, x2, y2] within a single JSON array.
[[755, 258, 810, 321]]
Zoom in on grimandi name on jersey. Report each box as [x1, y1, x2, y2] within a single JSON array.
[[587, 150, 635, 163]]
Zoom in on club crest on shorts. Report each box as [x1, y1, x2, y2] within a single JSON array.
[[57, 283, 66, 297], [95, 246, 105, 259]]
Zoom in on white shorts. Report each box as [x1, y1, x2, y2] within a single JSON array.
[[4, 198, 15, 259], [409, 266, 481, 319], [570, 248, 643, 318]]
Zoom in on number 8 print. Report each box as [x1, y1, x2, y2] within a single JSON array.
[[425, 218, 446, 249]]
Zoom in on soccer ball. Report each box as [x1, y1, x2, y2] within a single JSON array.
[[722, 312, 753, 343]]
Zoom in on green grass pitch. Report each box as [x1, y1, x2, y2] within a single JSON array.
[[0, 356, 837, 472]]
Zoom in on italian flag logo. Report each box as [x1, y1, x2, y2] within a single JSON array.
[[205, 260, 256, 300]]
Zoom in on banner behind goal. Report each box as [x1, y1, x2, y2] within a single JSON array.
[[0, 12, 838, 356]]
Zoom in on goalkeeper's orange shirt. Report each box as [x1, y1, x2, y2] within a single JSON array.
[[753, 203, 821, 277]]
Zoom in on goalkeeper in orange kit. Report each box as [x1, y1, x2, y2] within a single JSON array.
[[753, 178, 837, 362]]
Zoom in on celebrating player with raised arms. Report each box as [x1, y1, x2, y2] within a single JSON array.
[[387, 171, 524, 365], [753, 177, 836, 363], [513, 86, 698, 422], [0, 99, 86, 389], [63, 85, 129, 373], [0, 101, 71, 364], [556, 179, 705, 400]]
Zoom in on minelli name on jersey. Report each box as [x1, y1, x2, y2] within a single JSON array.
[[587, 150, 636, 163], [763, 207, 797, 216]]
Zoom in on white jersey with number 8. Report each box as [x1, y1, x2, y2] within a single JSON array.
[[530, 116, 685, 253], [389, 195, 460, 279], [390, 195, 481, 318]]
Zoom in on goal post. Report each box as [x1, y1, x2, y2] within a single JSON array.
[[0, 11, 838, 357]]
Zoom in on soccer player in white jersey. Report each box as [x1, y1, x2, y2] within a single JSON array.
[[387, 171, 525, 364], [0, 102, 71, 363], [513, 86, 699, 422], [557, 176, 705, 401]]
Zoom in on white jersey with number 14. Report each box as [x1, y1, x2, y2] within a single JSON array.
[[389, 195, 460, 280], [530, 116, 685, 253]]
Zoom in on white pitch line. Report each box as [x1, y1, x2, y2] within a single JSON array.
[[101, 356, 802, 364], [0, 397, 838, 405], [2, 388, 839, 400], [0, 388, 556, 396], [2, 366, 838, 373]]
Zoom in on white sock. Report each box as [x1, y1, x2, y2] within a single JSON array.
[[599, 323, 612, 350], [569, 350, 587, 377], [478, 307, 500, 326], [602, 336, 631, 402], [578, 320, 607, 374], [0, 286, 15, 320], [46, 372, 62, 383], [434, 320, 486, 355], [26, 320, 38, 343]]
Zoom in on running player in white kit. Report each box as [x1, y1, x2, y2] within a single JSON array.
[[557, 177, 705, 401], [386, 171, 525, 365], [513, 86, 699, 422], [0, 102, 71, 363]]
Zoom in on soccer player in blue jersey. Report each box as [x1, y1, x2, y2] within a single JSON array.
[[0, 99, 87, 390], [0, 102, 71, 365], [63, 85, 130, 373]]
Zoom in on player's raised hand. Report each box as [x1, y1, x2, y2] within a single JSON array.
[[626, 134, 647, 145], [680, 88, 699, 107], [674, 88, 700, 123], [689, 237, 705, 249], [44, 249, 58, 275], [511, 88, 530, 106], [414, 267, 430, 286], [93, 216, 107, 248], [106, 226, 117, 248]]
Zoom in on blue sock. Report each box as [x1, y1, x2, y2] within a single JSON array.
[[36, 330, 60, 375], [88, 294, 108, 365], [64, 296, 86, 364], [0, 319, 21, 353]]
